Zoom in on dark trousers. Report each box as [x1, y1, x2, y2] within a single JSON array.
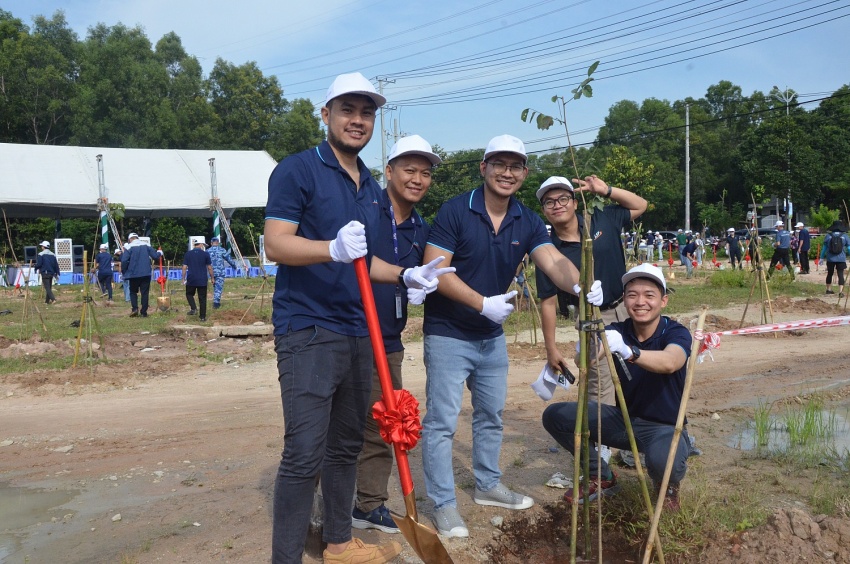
[[355, 350, 403, 513], [767, 248, 794, 279], [98, 273, 113, 300], [826, 261, 846, 286], [542, 401, 690, 486], [42, 277, 56, 303], [729, 247, 742, 269], [799, 249, 810, 274], [272, 326, 372, 564], [185, 285, 207, 318], [128, 276, 151, 314]]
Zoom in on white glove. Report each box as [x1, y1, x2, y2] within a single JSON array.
[[604, 329, 632, 360], [403, 256, 456, 293], [481, 291, 518, 324], [573, 281, 603, 306], [407, 287, 427, 305], [328, 221, 367, 263]]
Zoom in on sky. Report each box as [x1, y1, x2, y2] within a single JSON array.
[[4, 0, 850, 171]]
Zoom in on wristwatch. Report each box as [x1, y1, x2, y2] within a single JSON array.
[[397, 270, 407, 289], [627, 345, 641, 363]]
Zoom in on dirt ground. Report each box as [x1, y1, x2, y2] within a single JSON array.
[[1, 288, 849, 563]]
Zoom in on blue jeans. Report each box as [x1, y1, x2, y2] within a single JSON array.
[[421, 334, 508, 509], [542, 401, 690, 485], [272, 326, 372, 564]]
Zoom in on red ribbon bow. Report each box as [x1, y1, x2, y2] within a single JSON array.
[[372, 389, 422, 452]]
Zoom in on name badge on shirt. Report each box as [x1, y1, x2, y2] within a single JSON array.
[[395, 287, 403, 319]]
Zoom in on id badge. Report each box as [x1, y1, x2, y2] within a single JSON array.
[[395, 287, 403, 319]]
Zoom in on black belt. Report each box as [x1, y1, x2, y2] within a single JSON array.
[[599, 296, 623, 312]]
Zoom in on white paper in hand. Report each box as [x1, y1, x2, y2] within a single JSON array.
[[530, 364, 557, 401], [544, 363, 573, 391]]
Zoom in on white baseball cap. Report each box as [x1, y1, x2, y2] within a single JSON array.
[[39, 240, 50, 248], [387, 134, 441, 166], [99, 243, 108, 250], [325, 72, 386, 108], [483, 134, 527, 162], [128, 232, 139, 239], [795, 222, 804, 228], [775, 220, 784, 227], [727, 227, 735, 233], [536, 176, 574, 201], [622, 263, 667, 293]]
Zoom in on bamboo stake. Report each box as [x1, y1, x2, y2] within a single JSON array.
[[642, 307, 707, 564]]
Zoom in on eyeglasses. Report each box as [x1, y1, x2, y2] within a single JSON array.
[[542, 195, 574, 210], [487, 161, 526, 175]]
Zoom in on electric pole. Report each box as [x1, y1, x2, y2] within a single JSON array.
[[376, 76, 396, 187], [685, 103, 690, 232]]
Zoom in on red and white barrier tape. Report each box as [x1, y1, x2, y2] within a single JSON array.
[[697, 315, 850, 362]]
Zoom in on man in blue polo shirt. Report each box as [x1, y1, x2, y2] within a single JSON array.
[[420, 134, 603, 538], [542, 263, 692, 511], [181, 238, 214, 321], [766, 220, 794, 280], [263, 73, 452, 564], [352, 135, 440, 535], [796, 222, 811, 274]]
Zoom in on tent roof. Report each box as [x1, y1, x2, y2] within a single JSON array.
[[0, 143, 278, 218]]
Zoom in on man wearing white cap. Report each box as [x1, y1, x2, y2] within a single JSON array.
[[796, 222, 811, 274], [535, 175, 647, 404], [34, 240, 59, 304], [542, 263, 692, 511], [420, 135, 604, 538], [352, 135, 440, 535], [264, 73, 450, 564], [725, 228, 743, 270], [766, 220, 794, 280], [95, 243, 114, 301], [120, 232, 163, 317]]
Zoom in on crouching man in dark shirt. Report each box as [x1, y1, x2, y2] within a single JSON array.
[[542, 263, 692, 510]]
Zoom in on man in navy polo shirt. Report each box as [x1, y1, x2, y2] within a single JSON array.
[[535, 176, 646, 407], [420, 134, 603, 538], [766, 220, 795, 280], [352, 135, 440, 535], [542, 263, 692, 511], [181, 238, 213, 321], [263, 73, 451, 564]]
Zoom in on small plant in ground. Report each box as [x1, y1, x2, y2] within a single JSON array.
[[753, 400, 773, 449]]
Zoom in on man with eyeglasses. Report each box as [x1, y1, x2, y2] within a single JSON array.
[[535, 174, 646, 422], [419, 135, 604, 538], [352, 135, 440, 536]]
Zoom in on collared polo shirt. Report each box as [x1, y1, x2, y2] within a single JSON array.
[[265, 140, 382, 337], [372, 189, 429, 353], [424, 187, 551, 340], [776, 230, 791, 249], [609, 316, 692, 425], [535, 205, 631, 313], [183, 247, 211, 286], [798, 228, 811, 251]]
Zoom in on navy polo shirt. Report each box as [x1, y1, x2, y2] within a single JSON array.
[[535, 205, 631, 313], [372, 189, 429, 353], [183, 247, 211, 286], [424, 187, 551, 340], [265, 140, 382, 338], [798, 228, 811, 251], [609, 316, 691, 425], [95, 251, 113, 275]]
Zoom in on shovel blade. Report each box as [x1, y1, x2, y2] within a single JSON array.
[[391, 492, 453, 564]]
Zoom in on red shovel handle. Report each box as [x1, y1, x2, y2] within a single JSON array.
[[353, 257, 415, 496]]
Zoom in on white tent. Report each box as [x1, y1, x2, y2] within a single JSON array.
[[0, 143, 278, 218]]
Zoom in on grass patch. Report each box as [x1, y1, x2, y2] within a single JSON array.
[[600, 463, 770, 558]]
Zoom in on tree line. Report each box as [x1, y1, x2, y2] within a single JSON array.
[[2, 9, 849, 261]]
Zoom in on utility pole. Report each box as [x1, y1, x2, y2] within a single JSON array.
[[685, 103, 690, 232], [376, 76, 396, 187]]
